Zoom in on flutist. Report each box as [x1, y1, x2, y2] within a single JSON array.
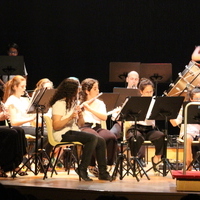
[[80, 78, 118, 176]]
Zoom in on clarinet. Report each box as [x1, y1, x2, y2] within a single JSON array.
[[0, 101, 12, 128], [24, 91, 31, 100]]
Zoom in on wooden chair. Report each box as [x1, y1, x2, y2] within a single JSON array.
[[43, 116, 83, 180]]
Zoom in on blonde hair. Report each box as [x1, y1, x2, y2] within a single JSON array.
[[34, 78, 53, 92], [3, 75, 26, 102]]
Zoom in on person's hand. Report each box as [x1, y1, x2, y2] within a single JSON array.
[[82, 102, 90, 110], [0, 111, 10, 121]]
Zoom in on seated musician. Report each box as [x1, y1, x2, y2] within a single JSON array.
[[3, 75, 49, 156], [170, 87, 200, 170], [110, 71, 146, 167], [191, 46, 200, 62], [79, 78, 118, 176], [126, 78, 164, 175], [0, 101, 27, 177], [49, 77, 111, 181]]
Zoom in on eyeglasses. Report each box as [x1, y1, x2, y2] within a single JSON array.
[[192, 98, 200, 101], [142, 91, 154, 94], [8, 51, 18, 54]]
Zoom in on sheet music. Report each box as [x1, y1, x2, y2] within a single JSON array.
[[115, 97, 129, 121], [26, 88, 47, 113], [146, 96, 156, 119]]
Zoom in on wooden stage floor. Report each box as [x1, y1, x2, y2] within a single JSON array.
[[1, 165, 200, 200]]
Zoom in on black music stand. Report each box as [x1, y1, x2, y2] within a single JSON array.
[[98, 93, 120, 129], [112, 96, 152, 181], [146, 96, 184, 176], [98, 93, 119, 112], [16, 88, 55, 175], [0, 56, 25, 82]]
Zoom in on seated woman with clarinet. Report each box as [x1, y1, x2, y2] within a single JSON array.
[[3, 75, 49, 166], [0, 99, 27, 177]]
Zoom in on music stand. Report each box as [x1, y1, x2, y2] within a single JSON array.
[[109, 62, 141, 82], [17, 88, 55, 175], [140, 63, 172, 96], [113, 88, 141, 107], [0, 56, 25, 81], [112, 96, 152, 181], [98, 93, 119, 112], [146, 96, 184, 176]]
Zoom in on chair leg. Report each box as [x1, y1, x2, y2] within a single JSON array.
[[73, 145, 82, 181], [187, 151, 200, 171], [43, 148, 59, 180], [50, 147, 62, 177], [63, 147, 73, 174]]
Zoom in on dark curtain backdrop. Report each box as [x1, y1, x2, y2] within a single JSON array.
[[0, 1, 200, 92], [1, 0, 200, 134]]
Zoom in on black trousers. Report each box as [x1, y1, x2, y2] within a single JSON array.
[[81, 124, 118, 166], [127, 126, 164, 157], [0, 126, 27, 172], [61, 130, 107, 172]]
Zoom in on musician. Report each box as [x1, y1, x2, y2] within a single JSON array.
[[33, 78, 53, 92], [49, 77, 111, 181], [126, 78, 164, 175], [191, 46, 200, 62], [110, 70, 146, 167], [110, 70, 140, 138], [0, 104, 27, 177], [2, 43, 28, 83], [80, 78, 118, 176], [126, 71, 140, 88], [3, 75, 49, 157], [32, 78, 54, 119], [170, 87, 200, 170], [33, 78, 54, 158]]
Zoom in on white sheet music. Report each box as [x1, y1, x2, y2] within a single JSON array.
[[146, 96, 156, 119]]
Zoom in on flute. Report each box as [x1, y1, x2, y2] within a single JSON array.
[[0, 101, 12, 128], [79, 92, 103, 108]]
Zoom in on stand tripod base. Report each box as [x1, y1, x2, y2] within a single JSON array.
[[145, 157, 174, 177], [14, 149, 50, 177], [187, 151, 200, 171], [112, 142, 150, 181]]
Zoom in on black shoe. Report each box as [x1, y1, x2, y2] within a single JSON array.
[[75, 168, 93, 181], [98, 172, 112, 181]]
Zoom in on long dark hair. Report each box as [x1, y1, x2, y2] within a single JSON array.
[[49, 78, 79, 110]]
